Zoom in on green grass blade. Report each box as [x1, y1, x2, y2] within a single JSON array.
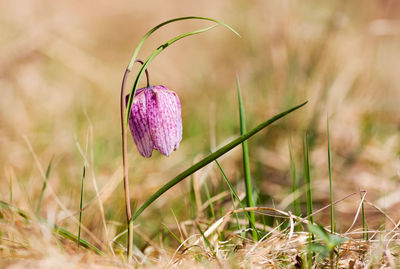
[[304, 133, 313, 224], [204, 181, 216, 220], [236, 74, 257, 241], [36, 158, 53, 215], [78, 133, 89, 247], [231, 191, 242, 232], [215, 160, 261, 238], [162, 223, 182, 245], [129, 101, 307, 224], [53, 222, 105, 256], [304, 132, 314, 267], [189, 176, 197, 220], [0, 200, 30, 220], [361, 192, 367, 241], [327, 118, 334, 233], [195, 222, 214, 255], [126, 25, 217, 124], [215, 160, 245, 213], [126, 16, 240, 71], [289, 137, 300, 216], [0, 200, 104, 255]]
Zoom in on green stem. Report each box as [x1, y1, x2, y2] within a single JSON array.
[[120, 68, 133, 261], [129, 101, 307, 224], [236, 74, 257, 240]]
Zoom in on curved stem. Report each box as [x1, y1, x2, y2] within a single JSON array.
[[135, 60, 150, 87], [120, 59, 150, 262], [120, 67, 132, 261]]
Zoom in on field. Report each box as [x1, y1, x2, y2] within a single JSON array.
[[1, 0, 400, 268]]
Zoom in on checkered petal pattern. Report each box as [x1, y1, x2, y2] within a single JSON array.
[[126, 85, 182, 157]]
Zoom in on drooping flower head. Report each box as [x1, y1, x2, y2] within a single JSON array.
[[126, 85, 182, 158]]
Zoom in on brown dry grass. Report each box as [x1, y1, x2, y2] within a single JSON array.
[[1, 0, 400, 268]]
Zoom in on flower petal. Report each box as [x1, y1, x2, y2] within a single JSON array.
[[126, 90, 154, 158], [146, 86, 182, 156]]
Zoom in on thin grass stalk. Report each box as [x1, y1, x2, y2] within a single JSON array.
[[361, 192, 367, 241], [195, 222, 216, 257], [304, 133, 314, 267], [129, 101, 307, 224], [231, 191, 242, 232], [327, 118, 334, 234], [236, 74, 257, 240], [215, 160, 258, 237], [84, 111, 109, 248], [304, 133, 313, 223], [36, 159, 53, 215], [162, 223, 201, 262], [204, 181, 216, 220], [189, 176, 197, 220], [78, 133, 89, 247]]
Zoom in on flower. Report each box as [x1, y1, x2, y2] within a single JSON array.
[[126, 85, 182, 158]]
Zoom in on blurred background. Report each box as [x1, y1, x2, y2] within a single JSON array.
[[1, 0, 400, 253]]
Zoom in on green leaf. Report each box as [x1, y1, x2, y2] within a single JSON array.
[[308, 223, 330, 246], [126, 25, 219, 125], [129, 101, 307, 224], [125, 17, 239, 125], [308, 243, 329, 260], [126, 16, 240, 71], [53, 222, 105, 256], [329, 234, 347, 247], [308, 223, 347, 250]]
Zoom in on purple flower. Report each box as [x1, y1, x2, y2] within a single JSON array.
[[126, 85, 182, 158]]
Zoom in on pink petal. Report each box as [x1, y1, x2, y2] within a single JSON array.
[[126, 89, 154, 158], [146, 86, 182, 157]]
